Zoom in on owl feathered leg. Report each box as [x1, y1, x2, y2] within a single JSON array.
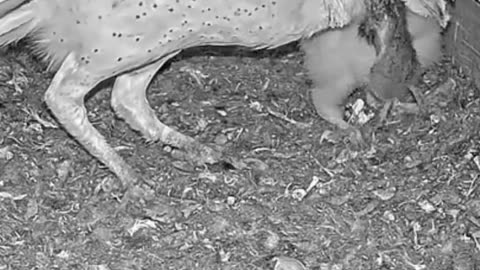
[[111, 55, 224, 167]]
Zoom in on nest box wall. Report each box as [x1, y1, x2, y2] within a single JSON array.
[[445, 0, 480, 87]]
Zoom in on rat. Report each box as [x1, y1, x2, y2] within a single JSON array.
[[361, 0, 420, 101], [361, 0, 424, 125]]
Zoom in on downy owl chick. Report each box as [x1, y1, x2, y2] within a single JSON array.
[[301, 2, 442, 131]]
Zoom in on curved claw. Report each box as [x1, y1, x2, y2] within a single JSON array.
[[345, 126, 368, 148], [115, 183, 156, 215]]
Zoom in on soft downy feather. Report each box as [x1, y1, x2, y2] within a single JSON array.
[[301, 8, 443, 129]]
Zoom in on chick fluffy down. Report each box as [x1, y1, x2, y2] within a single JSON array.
[[301, 10, 442, 125]]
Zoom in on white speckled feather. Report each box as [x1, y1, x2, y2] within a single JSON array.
[[0, 0, 363, 74], [0, 0, 368, 190]]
